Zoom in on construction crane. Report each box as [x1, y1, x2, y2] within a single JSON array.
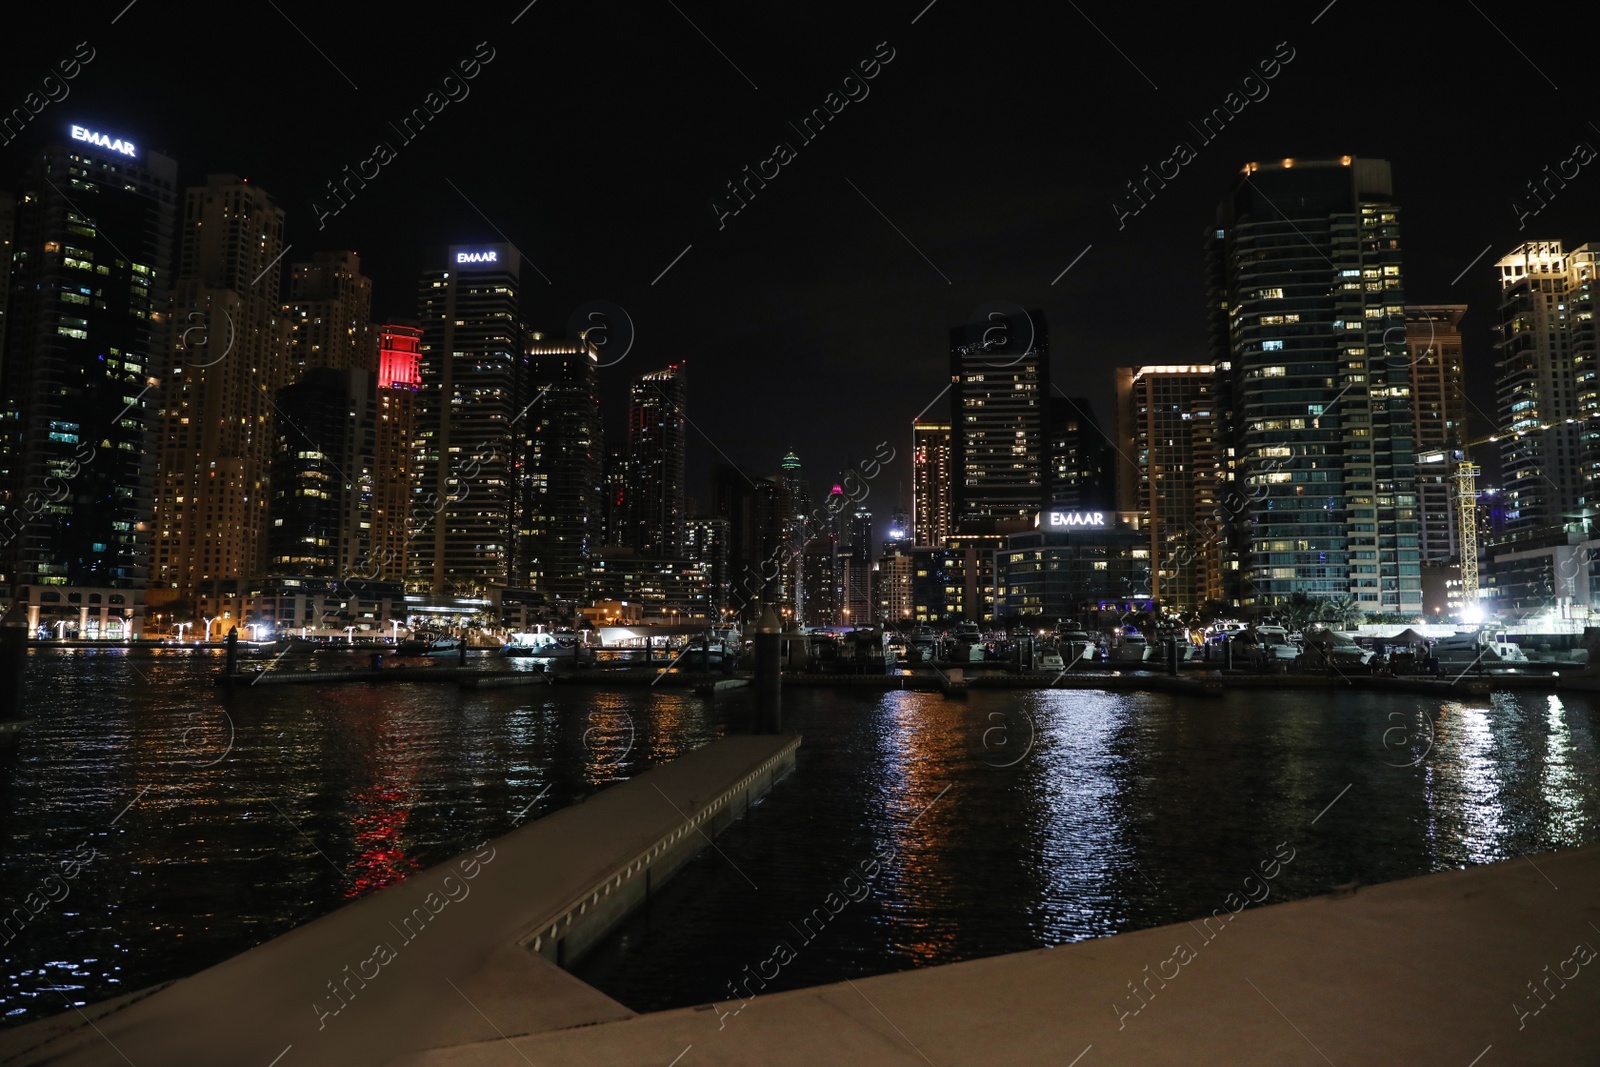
[[1421, 412, 1596, 618]]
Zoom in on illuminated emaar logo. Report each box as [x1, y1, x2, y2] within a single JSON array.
[[455, 250, 498, 264], [69, 125, 135, 157], [1042, 510, 1106, 528]]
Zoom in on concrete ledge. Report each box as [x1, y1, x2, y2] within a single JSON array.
[[388, 844, 1600, 1066], [6, 734, 801, 1067]]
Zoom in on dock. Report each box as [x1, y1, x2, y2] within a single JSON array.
[[0, 734, 801, 1067]]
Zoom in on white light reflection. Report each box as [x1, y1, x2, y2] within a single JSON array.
[[1540, 694, 1586, 846], [1026, 689, 1132, 942], [1424, 699, 1506, 866]]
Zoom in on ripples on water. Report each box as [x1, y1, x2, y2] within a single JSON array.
[[3, 650, 1599, 1024]]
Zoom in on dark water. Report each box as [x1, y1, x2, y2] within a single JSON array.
[[4, 650, 1600, 1028]]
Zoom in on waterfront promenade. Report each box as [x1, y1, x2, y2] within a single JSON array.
[[394, 844, 1600, 1066]]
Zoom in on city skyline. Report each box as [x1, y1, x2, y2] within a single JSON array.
[[3, 4, 1585, 494]]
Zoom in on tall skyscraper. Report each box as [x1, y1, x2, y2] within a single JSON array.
[[1493, 242, 1597, 536], [1207, 157, 1421, 614], [151, 175, 292, 603], [371, 324, 419, 583], [713, 465, 787, 620], [912, 419, 952, 546], [949, 309, 1049, 527], [848, 502, 873, 564], [518, 334, 603, 602], [623, 362, 686, 557], [267, 367, 378, 576], [1406, 305, 1467, 562], [412, 243, 522, 597], [1115, 365, 1221, 613], [286, 250, 374, 373], [1048, 396, 1113, 509], [780, 450, 806, 621], [0, 123, 178, 633]]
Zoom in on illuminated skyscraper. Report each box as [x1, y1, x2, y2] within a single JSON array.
[[152, 174, 291, 604], [371, 324, 420, 580], [1115, 364, 1220, 612], [1406, 305, 1467, 562], [286, 250, 375, 373], [949, 309, 1049, 527], [518, 333, 602, 601], [623, 362, 686, 557], [1493, 243, 1597, 536], [0, 123, 177, 634], [912, 419, 952, 546], [1048, 395, 1113, 509], [1207, 157, 1421, 614], [412, 244, 522, 597]]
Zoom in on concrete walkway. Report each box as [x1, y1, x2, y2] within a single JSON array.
[[389, 845, 1600, 1066], [2, 734, 800, 1067]]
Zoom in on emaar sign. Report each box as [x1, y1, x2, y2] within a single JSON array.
[[69, 124, 135, 157], [455, 250, 498, 264], [1039, 510, 1106, 528]]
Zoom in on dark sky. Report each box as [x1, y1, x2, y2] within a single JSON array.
[[6, 1, 1595, 512]]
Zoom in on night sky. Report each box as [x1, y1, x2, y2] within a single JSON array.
[[5, 2, 1594, 509]]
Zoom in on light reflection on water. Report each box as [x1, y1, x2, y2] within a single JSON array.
[[3, 652, 1599, 1026]]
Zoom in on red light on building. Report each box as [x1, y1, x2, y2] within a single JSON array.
[[378, 324, 422, 390]]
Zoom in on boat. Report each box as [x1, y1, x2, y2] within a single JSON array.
[[1034, 640, 1067, 672], [946, 623, 986, 664], [907, 626, 938, 663], [500, 630, 590, 662], [1301, 627, 1375, 667], [395, 631, 461, 656], [1433, 630, 1530, 671], [1105, 628, 1149, 665], [1056, 629, 1099, 668], [1228, 625, 1301, 665], [1145, 627, 1196, 664]]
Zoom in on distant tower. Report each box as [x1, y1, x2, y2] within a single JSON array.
[[286, 251, 375, 372], [781, 450, 806, 622], [1406, 305, 1467, 562], [153, 175, 292, 599], [949, 310, 1049, 526], [624, 363, 686, 556], [912, 419, 952, 546]]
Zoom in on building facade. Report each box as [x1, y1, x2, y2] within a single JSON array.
[[1115, 364, 1220, 613], [623, 362, 686, 557], [949, 310, 1049, 527], [286, 250, 374, 373], [1207, 157, 1421, 615], [1406, 305, 1467, 563], [519, 334, 603, 601], [412, 244, 522, 597], [912, 419, 952, 547], [0, 124, 178, 624]]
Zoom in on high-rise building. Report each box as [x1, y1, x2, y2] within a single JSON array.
[[874, 543, 914, 624], [713, 465, 788, 620], [1048, 395, 1114, 509], [684, 514, 730, 610], [519, 334, 603, 602], [623, 362, 686, 557], [286, 250, 374, 373], [1207, 157, 1421, 614], [1493, 242, 1598, 537], [412, 243, 522, 597], [848, 502, 873, 564], [152, 176, 290, 600], [949, 310, 1049, 527], [1115, 365, 1221, 613], [267, 367, 379, 577], [0, 124, 178, 635], [370, 325, 420, 584], [780, 450, 807, 621], [601, 441, 629, 548], [912, 419, 952, 547], [151, 176, 293, 604], [1406, 305, 1467, 563]]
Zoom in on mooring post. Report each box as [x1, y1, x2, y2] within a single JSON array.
[[754, 604, 782, 733], [224, 626, 238, 695], [1, 601, 27, 715]]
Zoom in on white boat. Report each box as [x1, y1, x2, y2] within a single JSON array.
[[1145, 628, 1196, 664], [1056, 630, 1098, 668], [500, 630, 590, 661], [1302, 627, 1375, 667], [1233, 625, 1300, 663], [1105, 629, 1149, 665], [1434, 630, 1529, 671]]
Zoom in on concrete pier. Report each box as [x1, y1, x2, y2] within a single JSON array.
[[1, 734, 801, 1067], [388, 844, 1600, 1066]]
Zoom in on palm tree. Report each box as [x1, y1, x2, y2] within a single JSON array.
[[1317, 594, 1364, 630], [1279, 591, 1319, 631]]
